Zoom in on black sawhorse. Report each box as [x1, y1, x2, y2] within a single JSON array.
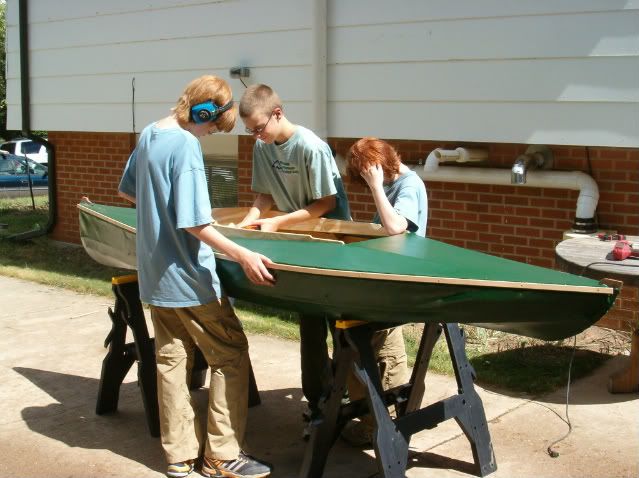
[[95, 274, 261, 437], [300, 320, 497, 478]]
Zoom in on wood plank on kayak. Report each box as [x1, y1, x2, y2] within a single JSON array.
[[211, 207, 388, 238]]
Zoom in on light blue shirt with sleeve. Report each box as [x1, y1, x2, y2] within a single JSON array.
[[251, 125, 351, 220], [373, 170, 428, 237], [118, 123, 221, 307]]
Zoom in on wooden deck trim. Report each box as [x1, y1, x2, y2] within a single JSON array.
[[212, 207, 388, 237], [213, 252, 615, 295], [78, 202, 614, 295], [212, 224, 344, 244], [78, 203, 137, 234]]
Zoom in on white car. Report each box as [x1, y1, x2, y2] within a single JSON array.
[[0, 139, 48, 165]]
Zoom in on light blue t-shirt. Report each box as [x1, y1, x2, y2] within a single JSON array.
[[251, 125, 351, 220], [373, 170, 428, 237], [118, 123, 221, 307]]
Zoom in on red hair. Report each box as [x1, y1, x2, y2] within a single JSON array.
[[346, 137, 401, 185]]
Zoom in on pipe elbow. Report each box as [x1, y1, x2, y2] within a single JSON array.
[[424, 150, 441, 173], [572, 172, 599, 221], [511, 154, 531, 184], [573, 171, 600, 201]]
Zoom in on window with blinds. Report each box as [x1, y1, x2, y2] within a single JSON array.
[[204, 157, 238, 208]]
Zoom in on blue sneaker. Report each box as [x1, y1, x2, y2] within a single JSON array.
[[202, 451, 271, 478]]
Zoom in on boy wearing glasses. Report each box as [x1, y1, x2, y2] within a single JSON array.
[[237, 83, 350, 437], [119, 75, 274, 478]]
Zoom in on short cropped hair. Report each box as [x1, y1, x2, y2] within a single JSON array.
[[173, 75, 236, 132], [239, 84, 282, 118], [346, 137, 402, 185]]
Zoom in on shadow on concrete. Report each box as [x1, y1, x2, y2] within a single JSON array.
[[470, 350, 637, 405], [15, 366, 164, 472], [407, 450, 478, 476], [15, 367, 407, 477], [245, 381, 483, 477], [241, 383, 384, 477]]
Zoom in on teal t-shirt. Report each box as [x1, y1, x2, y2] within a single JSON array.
[[118, 123, 221, 306], [251, 125, 351, 220], [373, 170, 428, 237]]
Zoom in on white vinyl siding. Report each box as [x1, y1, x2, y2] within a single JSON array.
[[5, 0, 639, 146]]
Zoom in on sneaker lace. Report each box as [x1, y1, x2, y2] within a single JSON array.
[[244, 450, 259, 458]]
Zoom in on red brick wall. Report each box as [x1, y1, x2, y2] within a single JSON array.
[[239, 135, 639, 331], [599, 286, 638, 332], [48, 131, 135, 244]]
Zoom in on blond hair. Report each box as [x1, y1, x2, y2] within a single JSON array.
[[239, 84, 282, 118], [173, 75, 236, 132]]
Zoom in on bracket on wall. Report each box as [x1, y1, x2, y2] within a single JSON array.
[[230, 67, 250, 79]]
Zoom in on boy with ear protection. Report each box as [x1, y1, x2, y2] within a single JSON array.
[[237, 84, 351, 438], [119, 75, 273, 478]]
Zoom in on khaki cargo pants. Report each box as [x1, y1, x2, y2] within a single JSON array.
[[347, 326, 408, 425], [150, 298, 249, 464]]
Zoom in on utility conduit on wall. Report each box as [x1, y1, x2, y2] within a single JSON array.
[[415, 148, 600, 233]]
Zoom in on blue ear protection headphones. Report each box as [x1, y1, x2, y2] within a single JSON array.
[[190, 100, 234, 124]]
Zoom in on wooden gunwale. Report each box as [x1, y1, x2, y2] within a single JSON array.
[[78, 203, 136, 233], [212, 252, 613, 295], [78, 203, 613, 295]]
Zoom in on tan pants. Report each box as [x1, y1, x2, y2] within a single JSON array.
[[347, 326, 408, 424], [150, 298, 249, 463]]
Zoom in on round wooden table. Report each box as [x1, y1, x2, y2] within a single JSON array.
[[556, 235, 639, 393]]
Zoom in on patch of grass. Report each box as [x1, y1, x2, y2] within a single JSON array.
[[0, 197, 128, 294], [0, 237, 129, 296], [401, 323, 610, 395], [0, 195, 49, 236], [0, 196, 612, 395], [404, 323, 452, 373], [234, 300, 301, 341], [469, 344, 609, 394]]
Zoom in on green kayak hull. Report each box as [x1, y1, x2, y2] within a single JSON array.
[[78, 202, 617, 341], [214, 260, 613, 341]]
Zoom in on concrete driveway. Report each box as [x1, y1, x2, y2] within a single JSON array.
[[0, 275, 637, 478]]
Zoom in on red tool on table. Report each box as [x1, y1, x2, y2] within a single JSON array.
[[612, 240, 639, 260], [598, 233, 626, 241]]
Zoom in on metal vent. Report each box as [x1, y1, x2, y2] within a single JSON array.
[[204, 157, 238, 208]]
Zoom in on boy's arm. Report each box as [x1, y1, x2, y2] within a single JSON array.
[[237, 193, 274, 228], [369, 186, 407, 235], [118, 191, 136, 205], [254, 195, 336, 232], [361, 164, 408, 235], [185, 223, 275, 286], [118, 149, 138, 204]]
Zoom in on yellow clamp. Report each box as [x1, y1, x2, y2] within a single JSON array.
[[335, 319, 368, 329], [111, 274, 138, 285]]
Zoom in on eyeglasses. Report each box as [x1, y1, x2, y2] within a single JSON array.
[[245, 111, 274, 136]]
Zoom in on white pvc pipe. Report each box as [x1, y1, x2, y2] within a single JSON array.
[[412, 163, 599, 219], [526, 170, 599, 219], [424, 147, 488, 172], [311, 0, 327, 140]]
